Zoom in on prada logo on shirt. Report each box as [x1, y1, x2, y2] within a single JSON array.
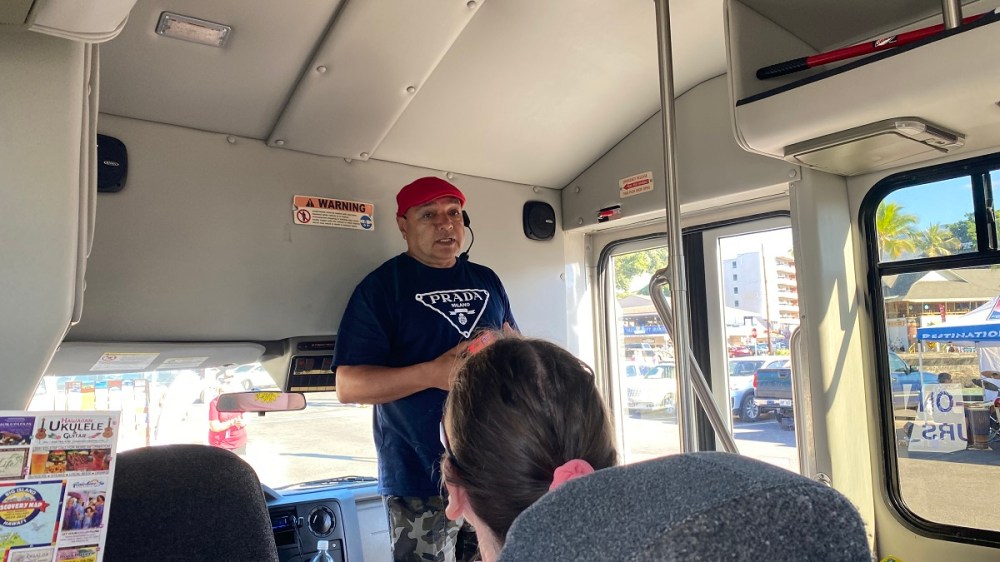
[[415, 289, 491, 338]]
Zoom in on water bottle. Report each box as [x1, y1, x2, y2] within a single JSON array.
[[309, 540, 335, 562]]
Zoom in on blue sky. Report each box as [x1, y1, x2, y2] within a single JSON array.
[[883, 176, 975, 229]]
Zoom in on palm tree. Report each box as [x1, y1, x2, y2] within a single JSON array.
[[917, 223, 961, 257], [876, 202, 918, 260]]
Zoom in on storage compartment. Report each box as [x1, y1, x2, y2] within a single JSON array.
[[726, 0, 1000, 176]]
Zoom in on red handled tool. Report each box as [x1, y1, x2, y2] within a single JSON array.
[[756, 10, 996, 80]]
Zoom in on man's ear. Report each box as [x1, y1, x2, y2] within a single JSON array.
[[444, 481, 468, 521], [396, 215, 407, 235]]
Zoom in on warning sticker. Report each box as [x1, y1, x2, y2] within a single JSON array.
[[293, 195, 375, 231], [89, 353, 158, 372], [619, 171, 654, 198]]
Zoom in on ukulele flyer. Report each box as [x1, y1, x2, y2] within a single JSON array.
[[0, 412, 119, 562]]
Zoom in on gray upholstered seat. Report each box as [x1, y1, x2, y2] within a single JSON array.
[[498, 452, 870, 562], [104, 444, 278, 562]]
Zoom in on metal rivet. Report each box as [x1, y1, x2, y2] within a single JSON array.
[[344, 158, 352, 164], [467, 1, 477, 7], [447, 172, 455, 180], [227, 136, 237, 144], [274, 139, 285, 146], [577, 218, 584, 225], [532, 186, 540, 193], [316, 65, 328, 74], [406, 86, 416, 94], [787, 169, 796, 178], [574, 186, 581, 193], [360, 152, 370, 159]]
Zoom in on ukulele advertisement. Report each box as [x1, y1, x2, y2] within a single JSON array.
[[0, 412, 120, 562]]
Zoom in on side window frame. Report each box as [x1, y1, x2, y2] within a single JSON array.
[[860, 151, 1000, 546]]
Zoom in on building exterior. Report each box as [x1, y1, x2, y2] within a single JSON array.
[[882, 269, 1000, 350], [722, 251, 800, 333]]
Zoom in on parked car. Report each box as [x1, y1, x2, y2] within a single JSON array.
[[751, 351, 936, 430], [225, 364, 280, 391], [622, 361, 650, 378], [626, 362, 676, 417], [753, 366, 795, 429], [728, 345, 753, 357], [888, 351, 939, 409], [729, 356, 789, 422]]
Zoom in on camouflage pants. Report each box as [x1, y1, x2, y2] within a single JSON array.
[[385, 495, 479, 562]]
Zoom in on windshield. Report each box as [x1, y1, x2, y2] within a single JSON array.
[[27, 364, 376, 488]]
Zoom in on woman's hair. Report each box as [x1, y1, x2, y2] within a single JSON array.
[[442, 334, 617, 543]]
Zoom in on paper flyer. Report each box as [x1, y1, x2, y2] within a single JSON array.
[[0, 413, 119, 562]]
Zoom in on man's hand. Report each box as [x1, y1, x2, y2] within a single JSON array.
[[427, 340, 470, 391]]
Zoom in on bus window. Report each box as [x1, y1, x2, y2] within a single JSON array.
[[866, 155, 1000, 536], [607, 246, 680, 462], [26, 366, 377, 488], [715, 226, 800, 473]]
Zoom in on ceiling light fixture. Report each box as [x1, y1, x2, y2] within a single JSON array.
[[156, 12, 231, 48]]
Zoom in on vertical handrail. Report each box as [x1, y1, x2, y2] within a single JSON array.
[[942, 0, 962, 29], [653, 0, 697, 452], [649, 269, 740, 454], [789, 328, 816, 477]]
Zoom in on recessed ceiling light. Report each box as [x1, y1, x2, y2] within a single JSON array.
[[156, 12, 231, 48]]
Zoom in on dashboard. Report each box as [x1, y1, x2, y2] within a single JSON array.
[[264, 480, 389, 561]]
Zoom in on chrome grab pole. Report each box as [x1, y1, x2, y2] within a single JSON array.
[[653, 0, 697, 451], [650, 269, 740, 454], [942, 0, 962, 29]]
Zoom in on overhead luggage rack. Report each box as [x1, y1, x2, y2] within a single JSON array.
[[726, 0, 1000, 176]]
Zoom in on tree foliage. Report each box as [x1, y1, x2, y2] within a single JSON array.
[[614, 248, 668, 297], [876, 202, 918, 260], [916, 223, 960, 257]]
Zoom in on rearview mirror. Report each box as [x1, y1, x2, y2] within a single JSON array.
[[217, 391, 307, 413]]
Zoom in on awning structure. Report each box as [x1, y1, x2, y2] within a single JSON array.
[[917, 297, 1000, 342]]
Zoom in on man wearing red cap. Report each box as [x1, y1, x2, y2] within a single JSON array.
[[334, 176, 517, 562]]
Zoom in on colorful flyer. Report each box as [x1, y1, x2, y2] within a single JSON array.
[[1, 412, 119, 562], [0, 418, 34, 448]]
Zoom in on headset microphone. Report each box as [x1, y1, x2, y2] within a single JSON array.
[[460, 210, 474, 260]]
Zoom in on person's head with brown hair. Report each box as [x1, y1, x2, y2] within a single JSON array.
[[441, 333, 618, 561]]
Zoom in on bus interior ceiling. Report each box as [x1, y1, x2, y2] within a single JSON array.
[[7, 0, 1000, 558]]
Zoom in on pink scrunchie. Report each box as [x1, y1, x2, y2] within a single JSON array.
[[549, 459, 595, 491]]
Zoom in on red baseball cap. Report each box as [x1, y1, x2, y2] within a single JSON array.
[[396, 177, 466, 217]]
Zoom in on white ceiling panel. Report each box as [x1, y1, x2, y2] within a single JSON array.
[[97, 0, 726, 189], [373, 0, 726, 188], [269, 0, 482, 160], [99, 0, 344, 139]]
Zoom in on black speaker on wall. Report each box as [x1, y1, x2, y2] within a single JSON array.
[[97, 134, 128, 193], [523, 201, 556, 241]]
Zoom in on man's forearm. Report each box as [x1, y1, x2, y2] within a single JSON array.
[[336, 364, 437, 404]]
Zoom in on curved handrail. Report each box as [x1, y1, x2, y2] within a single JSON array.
[[649, 269, 739, 454]]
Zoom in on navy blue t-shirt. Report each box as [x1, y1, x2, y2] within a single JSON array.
[[334, 253, 516, 497]]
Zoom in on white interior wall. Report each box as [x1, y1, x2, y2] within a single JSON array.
[[69, 115, 569, 347], [562, 75, 795, 232], [1, 32, 90, 409], [790, 168, 875, 549]]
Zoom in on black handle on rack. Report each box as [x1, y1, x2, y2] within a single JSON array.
[[756, 57, 809, 80]]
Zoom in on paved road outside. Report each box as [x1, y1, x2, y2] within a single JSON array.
[[621, 411, 799, 472]]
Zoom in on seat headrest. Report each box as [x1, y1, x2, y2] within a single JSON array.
[[104, 444, 278, 562], [498, 452, 870, 561]]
